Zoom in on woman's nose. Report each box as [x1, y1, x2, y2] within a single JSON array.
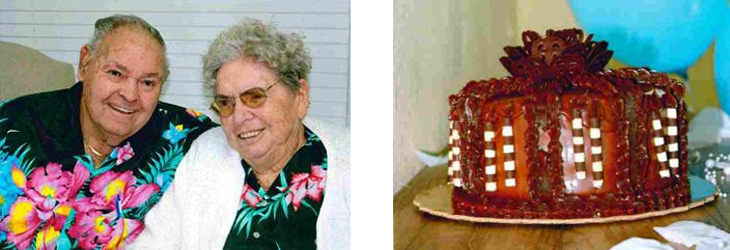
[[231, 102, 255, 123]]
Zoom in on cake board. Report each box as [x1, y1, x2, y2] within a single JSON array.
[[413, 183, 717, 225]]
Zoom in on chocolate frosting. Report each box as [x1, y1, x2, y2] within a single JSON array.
[[448, 29, 689, 219]]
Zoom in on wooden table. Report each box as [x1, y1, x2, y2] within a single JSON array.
[[394, 165, 730, 250]]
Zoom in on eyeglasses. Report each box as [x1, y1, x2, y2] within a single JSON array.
[[210, 82, 278, 117]]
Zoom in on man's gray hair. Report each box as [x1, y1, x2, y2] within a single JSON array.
[[84, 14, 169, 81], [203, 18, 312, 91]]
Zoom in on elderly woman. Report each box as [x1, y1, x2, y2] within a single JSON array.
[[134, 19, 350, 249], [0, 15, 215, 249]]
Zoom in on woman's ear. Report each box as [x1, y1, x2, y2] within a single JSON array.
[[297, 79, 310, 119]]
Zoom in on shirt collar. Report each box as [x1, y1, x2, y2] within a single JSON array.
[[240, 126, 326, 197]]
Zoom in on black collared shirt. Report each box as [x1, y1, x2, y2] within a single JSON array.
[[0, 82, 216, 250], [223, 126, 328, 250]]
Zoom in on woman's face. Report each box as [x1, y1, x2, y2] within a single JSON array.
[[77, 26, 165, 145], [215, 57, 308, 167]]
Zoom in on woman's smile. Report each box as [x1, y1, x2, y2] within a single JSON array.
[[238, 128, 264, 140]]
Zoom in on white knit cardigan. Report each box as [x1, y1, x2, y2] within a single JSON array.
[[130, 118, 350, 249]]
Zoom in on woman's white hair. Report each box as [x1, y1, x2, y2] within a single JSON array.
[[202, 18, 312, 91]]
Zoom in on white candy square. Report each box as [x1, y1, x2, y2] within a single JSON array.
[[667, 126, 677, 136], [452, 129, 460, 140], [576, 171, 586, 180], [593, 180, 604, 188], [668, 143, 679, 152], [453, 147, 460, 155], [653, 119, 662, 130], [574, 152, 585, 163], [486, 182, 497, 191], [592, 161, 603, 172], [451, 161, 461, 171], [667, 108, 677, 119], [484, 131, 495, 141], [448, 151, 453, 161], [659, 169, 670, 178], [657, 152, 667, 162], [502, 126, 513, 137], [450, 121, 454, 129], [504, 161, 515, 171], [485, 165, 496, 175], [505, 178, 516, 187], [590, 128, 601, 139], [591, 146, 602, 155], [670, 158, 679, 168], [503, 144, 514, 154], [449, 136, 453, 145], [447, 167, 453, 176], [453, 178, 463, 187], [573, 136, 584, 145], [572, 118, 583, 129], [654, 137, 665, 146], [485, 149, 496, 158]]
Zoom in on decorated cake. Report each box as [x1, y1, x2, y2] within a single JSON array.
[[447, 29, 689, 219]]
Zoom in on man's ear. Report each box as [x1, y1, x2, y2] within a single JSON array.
[[77, 45, 91, 81], [297, 79, 310, 119]]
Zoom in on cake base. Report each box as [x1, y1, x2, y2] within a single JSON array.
[[414, 184, 716, 224]]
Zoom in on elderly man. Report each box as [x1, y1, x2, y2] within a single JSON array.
[[0, 14, 215, 249]]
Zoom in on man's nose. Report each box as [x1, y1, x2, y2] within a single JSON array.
[[119, 79, 140, 102]]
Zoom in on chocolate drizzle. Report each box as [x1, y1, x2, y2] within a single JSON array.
[[524, 95, 540, 201], [449, 29, 689, 219]]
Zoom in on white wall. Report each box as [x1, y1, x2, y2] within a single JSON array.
[[393, 0, 516, 194], [0, 0, 350, 127]]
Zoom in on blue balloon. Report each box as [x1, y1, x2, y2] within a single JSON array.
[[715, 14, 730, 115], [568, 0, 727, 75]]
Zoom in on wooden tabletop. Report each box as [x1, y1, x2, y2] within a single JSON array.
[[394, 165, 730, 250]]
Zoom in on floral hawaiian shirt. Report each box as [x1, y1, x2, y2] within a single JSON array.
[[0, 82, 216, 250], [223, 126, 327, 250]]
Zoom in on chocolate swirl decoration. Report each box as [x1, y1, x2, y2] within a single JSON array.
[[499, 29, 613, 85]]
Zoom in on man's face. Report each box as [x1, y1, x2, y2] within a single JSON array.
[[77, 26, 165, 144]]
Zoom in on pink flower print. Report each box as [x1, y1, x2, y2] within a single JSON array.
[[33, 223, 64, 250], [286, 173, 309, 212], [240, 184, 261, 208], [67, 210, 113, 250], [305, 165, 327, 202], [0, 162, 89, 250], [0, 197, 43, 250], [70, 171, 158, 249], [68, 209, 145, 250], [186, 108, 201, 118], [105, 217, 143, 250], [74, 171, 159, 213], [186, 108, 208, 122], [114, 142, 134, 166], [285, 165, 327, 212], [26, 164, 69, 219]]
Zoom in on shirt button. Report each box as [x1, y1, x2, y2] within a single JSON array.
[[253, 232, 260, 239]]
